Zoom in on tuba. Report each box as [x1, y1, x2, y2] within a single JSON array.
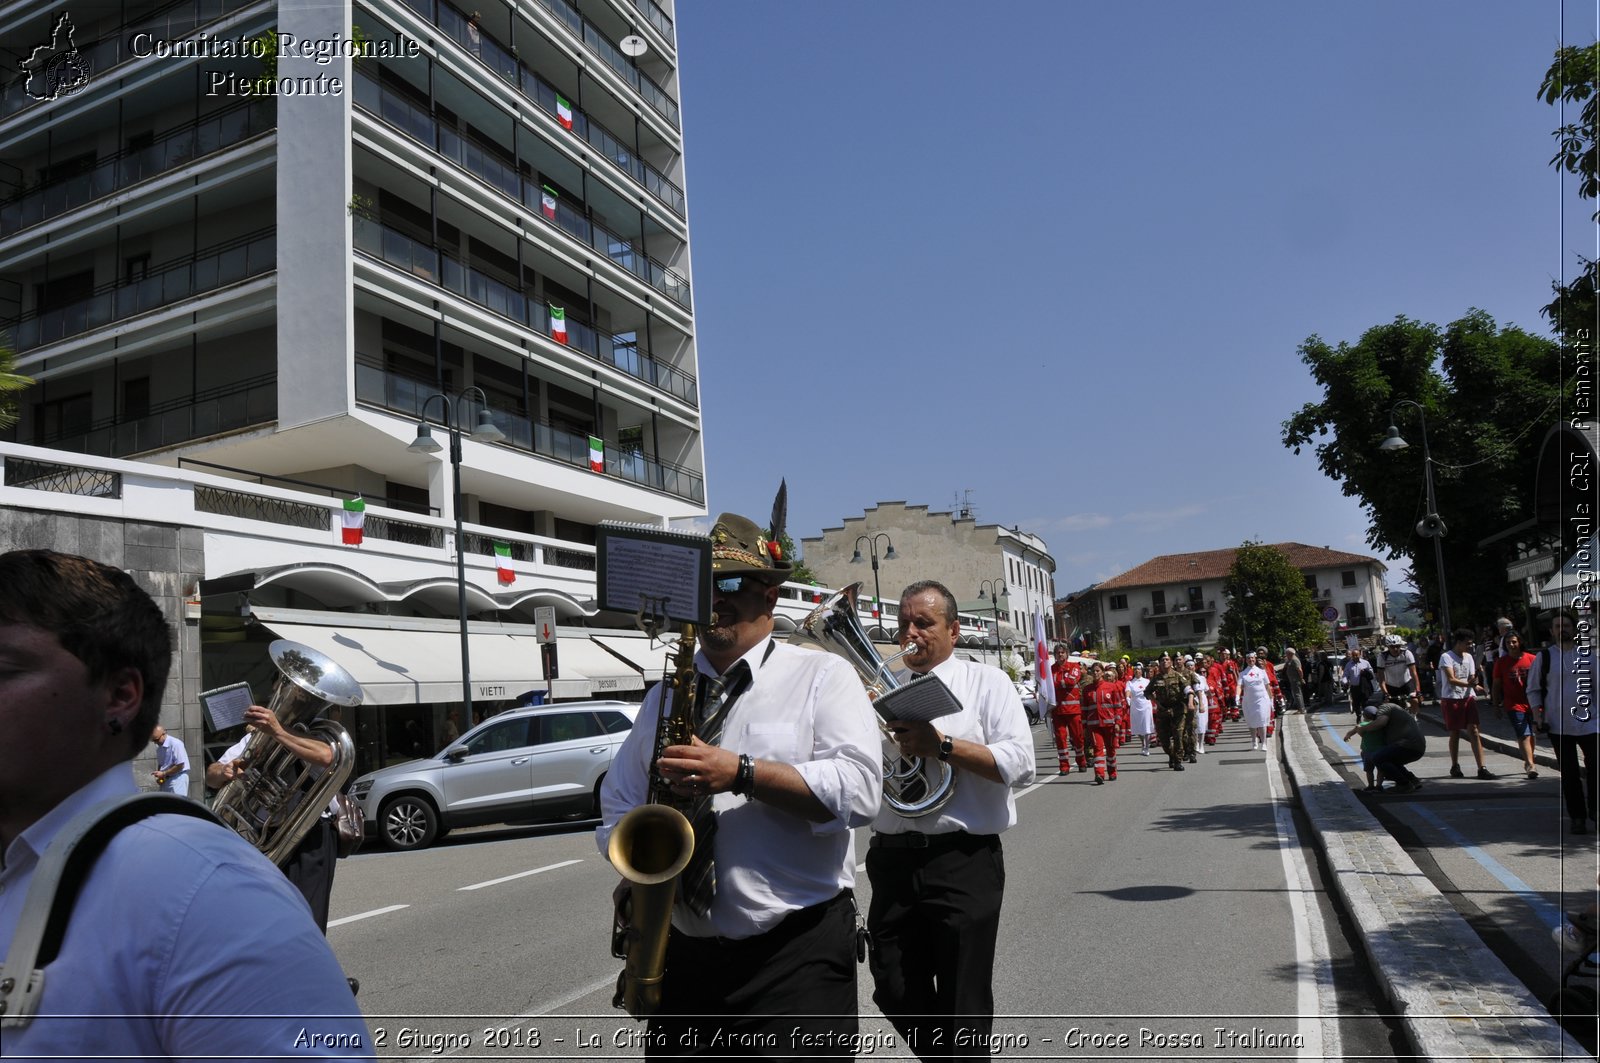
[[790, 583, 956, 818], [212, 640, 363, 865], [607, 621, 699, 1019]]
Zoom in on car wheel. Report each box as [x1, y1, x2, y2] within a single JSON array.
[[380, 795, 438, 851]]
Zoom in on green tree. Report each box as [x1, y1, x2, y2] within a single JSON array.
[[1539, 41, 1599, 342], [0, 338, 34, 430], [1281, 311, 1562, 626], [778, 532, 817, 586], [1218, 542, 1335, 653]]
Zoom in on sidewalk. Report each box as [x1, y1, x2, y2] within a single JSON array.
[[1278, 709, 1585, 1060]]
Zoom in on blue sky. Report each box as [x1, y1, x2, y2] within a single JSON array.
[[673, 0, 1593, 595]]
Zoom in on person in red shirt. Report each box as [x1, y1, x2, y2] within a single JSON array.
[[1490, 630, 1539, 779], [1049, 644, 1087, 776], [1204, 653, 1228, 744], [1079, 662, 1120, 784], [1219, 649, 1241, 720]]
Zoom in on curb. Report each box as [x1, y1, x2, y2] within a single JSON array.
[[1278, 713, 1584, 1060]]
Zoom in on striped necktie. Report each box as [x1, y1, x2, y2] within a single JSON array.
[[679, 660, 751, 916]]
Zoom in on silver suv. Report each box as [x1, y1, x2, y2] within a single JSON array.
[[348, 701, 639, 851]]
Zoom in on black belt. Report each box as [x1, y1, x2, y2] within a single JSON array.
[[870, 830, 998, 851]]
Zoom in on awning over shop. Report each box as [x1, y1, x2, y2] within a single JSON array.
[[261, 622, 641, 704], [589, 634, 674, 684], [1538, 537, 1596, 612]]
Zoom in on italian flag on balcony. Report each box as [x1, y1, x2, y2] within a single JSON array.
[[341, 497, 366, 545], [549, 305, 568, 344], [555, 94, 573, 130], [588, 435, 604, 473], [540, 185, 558, 220], [493, 541, 515, 584]]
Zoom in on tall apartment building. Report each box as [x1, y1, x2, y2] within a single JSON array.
[[0, 0, 704, 772]]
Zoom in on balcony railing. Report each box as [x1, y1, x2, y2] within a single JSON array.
[[4, 228, 275, 352], [356, 73, 689, 308], [1140, 600, 1217, 619], [29, 373, 278, 458], [420, 5, 685, 216], [627, 0, 674, 46], [4, 229, 274, 352], [355, 361, 704, 504], [0, 0, 259, 119], [2, 100, 274, 235], [353, 216, 696, 405]]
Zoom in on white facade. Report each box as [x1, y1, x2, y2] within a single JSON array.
[[0, 0, 701, 771]]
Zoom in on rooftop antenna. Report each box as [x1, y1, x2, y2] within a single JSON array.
[[951, 489, 977, 522]]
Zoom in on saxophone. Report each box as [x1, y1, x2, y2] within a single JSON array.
[[607, 622, 701, 1018]]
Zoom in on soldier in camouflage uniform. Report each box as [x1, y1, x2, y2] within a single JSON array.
[[1146, 655, 1191, 772], [1177, 656, 1200, 763]]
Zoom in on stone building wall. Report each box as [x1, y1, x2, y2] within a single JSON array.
[[802, 501, 1013, 618], [3, 510, 205, 789]]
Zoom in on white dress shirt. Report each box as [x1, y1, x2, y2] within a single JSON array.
[[875, 655, 1035, 837], [597, 637, 881, 940], [1527, 643, 1598, 736]]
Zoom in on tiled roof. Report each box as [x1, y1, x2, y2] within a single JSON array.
[[1096, 543, 1384, 591]]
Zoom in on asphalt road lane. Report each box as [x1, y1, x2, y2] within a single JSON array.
[[327, 717, 1396, 1060]]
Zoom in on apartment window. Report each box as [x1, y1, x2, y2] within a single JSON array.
[[121, 378, 150, 419], [1192, 618, 1207, 635], [384, 480, 431, 515], [1108, 593, 1128, 611], [33, 393, 93, 441], [1151, 590, 1166, 614], [1347, 602, 1368, 624], [1118, 625, 1132, 646], [1341, 570, 1357, 587], [1188, 586, 1203, 609], [1154, 622, 1170, 638], [1304, 574, 1317, 591], [34, 270, 94, 313]]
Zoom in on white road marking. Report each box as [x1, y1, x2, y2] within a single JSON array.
[[327, 903, 408, 927], [1266, 741, 1340, 1060], [458, 858, 582, 891]]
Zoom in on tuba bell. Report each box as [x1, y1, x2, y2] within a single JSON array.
[[212, 640, 363, 865], [789, 583, 956, 818]]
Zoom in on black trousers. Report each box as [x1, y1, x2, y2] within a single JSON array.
[[647, 891, 857, 1059], [282, 816, 338, 933], [1549, 732, 1600, 825], [866, 833, 1004, 1063]]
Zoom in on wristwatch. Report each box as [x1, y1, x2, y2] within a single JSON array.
[[937, 734, 954, 761]]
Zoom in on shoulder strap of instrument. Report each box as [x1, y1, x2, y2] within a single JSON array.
[[0, 792, 220, 1030]]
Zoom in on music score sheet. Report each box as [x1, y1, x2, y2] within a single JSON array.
[[595, 522, 712, 626]]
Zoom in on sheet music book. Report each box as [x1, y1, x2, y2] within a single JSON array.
[[199, 681, 254, 732], [875, 673, 962, 724], [595, 522, 713, 626]]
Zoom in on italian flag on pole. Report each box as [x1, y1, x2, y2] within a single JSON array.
[[341, 497, 366, 545], [588, 436, 604, 473], [555, 95, 573, 130], [493, 541, 515, 584], [549, 305, 568, 344], [1033, 604, 1056, 711], [540, 185, 558, 220]]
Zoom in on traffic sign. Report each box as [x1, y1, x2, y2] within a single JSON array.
[[534, 606, 557, 644], [1321, 606, 1339, 622]]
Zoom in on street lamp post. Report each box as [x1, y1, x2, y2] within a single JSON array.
[[849, 533, 898, 636], [408, 387, 506, 722], [1380, 400, 1451, 635], [979, 578, 1007, 668]]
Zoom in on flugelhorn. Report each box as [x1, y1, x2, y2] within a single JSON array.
[[789, 583, 956, 818], [212, 640, 363, 865]]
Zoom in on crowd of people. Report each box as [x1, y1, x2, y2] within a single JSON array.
[[1045, 645, 1288, 779]]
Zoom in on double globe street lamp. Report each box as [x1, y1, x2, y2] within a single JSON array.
[[978, 578, 1007, 667], [1379, 399, 1451, 635], [408, 387, 506, 722], [849, 533, 898, 637]]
